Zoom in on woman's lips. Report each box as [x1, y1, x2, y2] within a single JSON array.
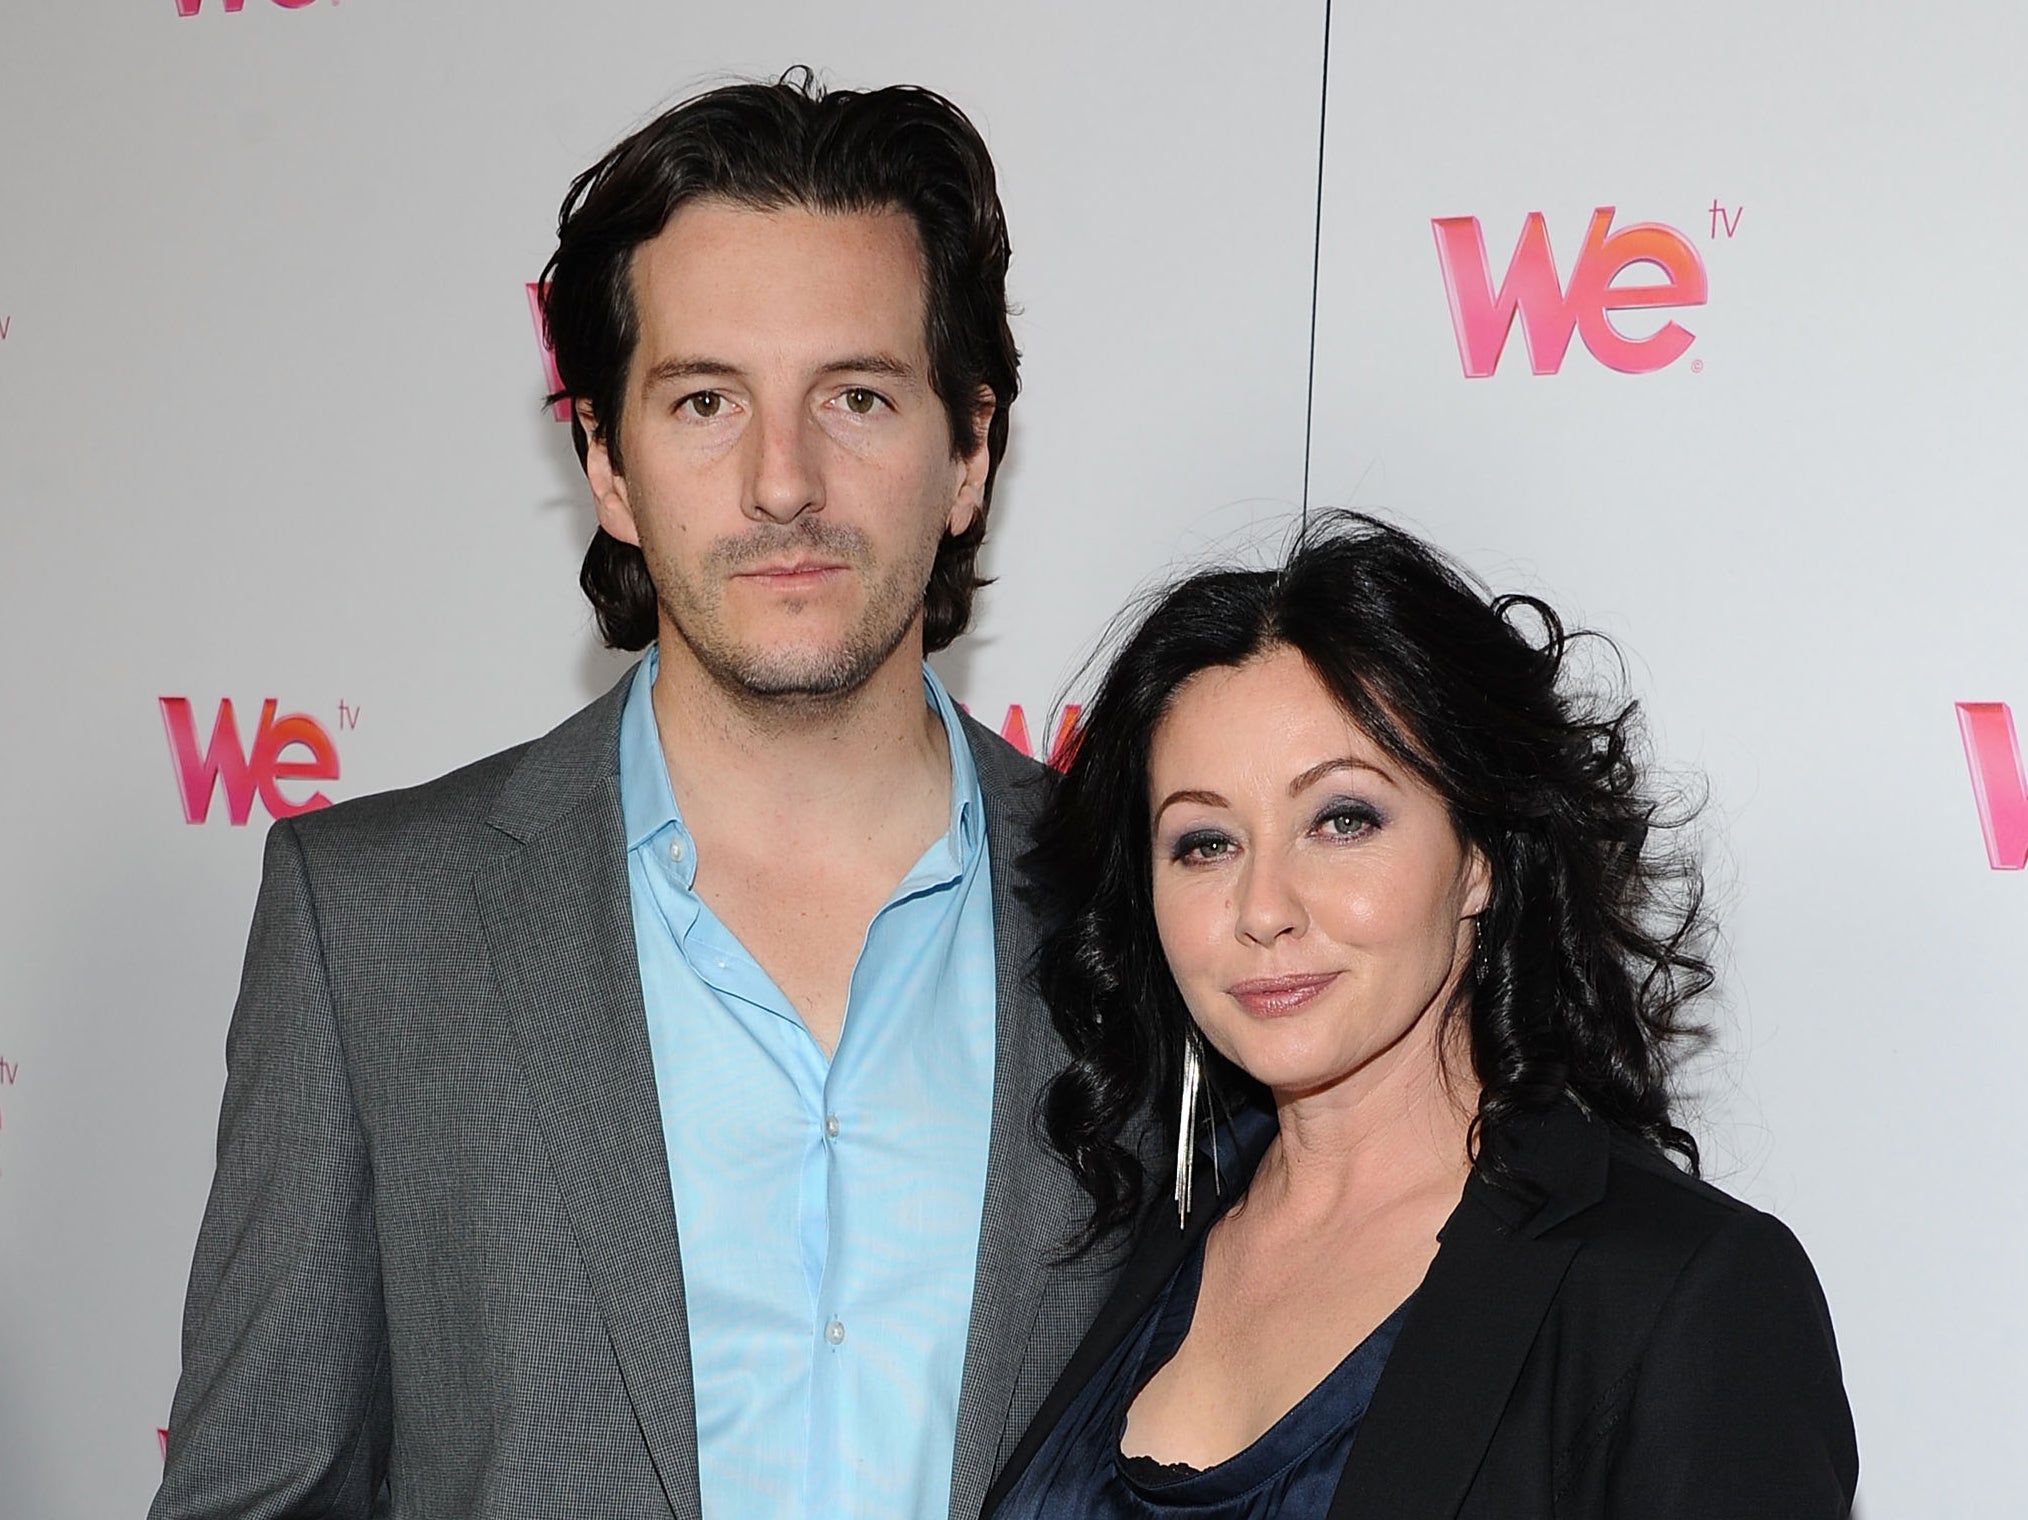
[[1226, 972, 1339, 1016]]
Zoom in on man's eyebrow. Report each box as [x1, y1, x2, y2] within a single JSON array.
[[821, 354, 917, 381], [639, 356, 742, 389], [1288, 756, 1392, 794], [637, 354, 921, 389]]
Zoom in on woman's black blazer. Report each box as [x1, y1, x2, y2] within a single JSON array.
[[982, 1101, 1858, 1519]]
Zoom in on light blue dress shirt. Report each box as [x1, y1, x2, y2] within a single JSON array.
[[618, 647, 997, 1520]]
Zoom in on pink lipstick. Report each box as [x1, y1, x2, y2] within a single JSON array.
[[1227, 972, 1338, 1017]]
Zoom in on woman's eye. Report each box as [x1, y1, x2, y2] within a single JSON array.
[[841, 387, 883, 415], [1173, 831, 1235, 863], [1317, 803, 1379, 839], [680, 391, 725, 419]]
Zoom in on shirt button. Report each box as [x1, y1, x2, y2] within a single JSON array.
[[825, 1320, 846, 1346], [824, 1114, 841, 1139], [668, 838, 686, 863]]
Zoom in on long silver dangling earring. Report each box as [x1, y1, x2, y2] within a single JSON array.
[[1174, 1030, 1203, 1229]]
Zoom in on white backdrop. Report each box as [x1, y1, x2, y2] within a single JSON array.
[[1305, 9, 2027, 1515], [0, 2, 2017, 1517]]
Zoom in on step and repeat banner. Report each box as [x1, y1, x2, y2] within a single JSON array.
[[0, 2, 2018, 1516], [1304, 9, 2025, 1516]]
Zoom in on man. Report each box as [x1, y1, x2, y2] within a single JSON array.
[[152, 75, 1116, 1520]]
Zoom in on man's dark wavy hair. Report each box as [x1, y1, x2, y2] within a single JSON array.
[[1030, 512, 1713, 1247], [536, 68, 1018, 653]]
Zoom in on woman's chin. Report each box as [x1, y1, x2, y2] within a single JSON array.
[[1225, 1048, 1361, 1103]]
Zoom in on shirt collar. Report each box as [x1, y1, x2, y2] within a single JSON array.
[[617, 643, 983, 883], [924, 659, 984, 866]]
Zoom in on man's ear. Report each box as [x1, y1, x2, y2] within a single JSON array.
[[948, 386, 996, 537], [581, 402, 640, 547]]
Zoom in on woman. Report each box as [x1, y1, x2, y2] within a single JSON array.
[[984, 514, 1857, 1519]]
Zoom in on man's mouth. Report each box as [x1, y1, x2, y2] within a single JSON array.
[[735, 560, 847, 584]]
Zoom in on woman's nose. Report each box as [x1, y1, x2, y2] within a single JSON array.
[[1233, 848, 1308, 945]]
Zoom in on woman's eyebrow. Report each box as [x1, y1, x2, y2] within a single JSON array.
[[1288, 756, 1391, 795], [1152, 789, 1227, 825]]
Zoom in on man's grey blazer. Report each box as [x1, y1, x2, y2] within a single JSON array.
[[150, 673, 1118, 1520]]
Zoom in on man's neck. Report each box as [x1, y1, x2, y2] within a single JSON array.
[[647, 630, 952, 837], [645, 627, 959, 1054]]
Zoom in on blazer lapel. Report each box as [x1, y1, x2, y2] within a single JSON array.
[[473, 679, 702, 1520], [949, 721, 1086, 1515], [956, 716, 1223, 1514], [1328, 1106, 1609, 1520]]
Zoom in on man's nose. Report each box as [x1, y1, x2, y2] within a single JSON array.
[[746, 402, 823, 524]]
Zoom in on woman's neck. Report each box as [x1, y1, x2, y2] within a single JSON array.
[[1248, 1014, 1479, 1228]]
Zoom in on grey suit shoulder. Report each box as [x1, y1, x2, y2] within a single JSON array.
[[153, 671, 1119, 1520]]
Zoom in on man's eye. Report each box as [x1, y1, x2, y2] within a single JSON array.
[[841, 387, 882, 415], [681, 391, 724, 419]]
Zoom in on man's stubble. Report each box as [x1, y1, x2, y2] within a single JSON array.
[[646, 515, 947, 712]]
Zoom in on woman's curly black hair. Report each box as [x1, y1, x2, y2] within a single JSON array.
[[1030, 512, 1713, 1247]]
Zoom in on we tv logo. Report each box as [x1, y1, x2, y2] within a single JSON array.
[[1958, 702, 2028, 870], [527, 283, 569, 421], [1432, 206, 1710, 377], [964, 701, 1081, 771], [993, 702, 1081, 771], [160, 698, 345, 826], [174, 0, 323, 14]]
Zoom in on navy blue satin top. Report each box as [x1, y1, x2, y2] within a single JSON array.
[[994, 1230, 1410, 1519]]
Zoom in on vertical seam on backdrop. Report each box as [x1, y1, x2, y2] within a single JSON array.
[[1300, 0, 1335, 522]]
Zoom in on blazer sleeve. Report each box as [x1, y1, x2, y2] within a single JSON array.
[[1603, 1206, 1858, 1519], [150, 821, 393, 1520]]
